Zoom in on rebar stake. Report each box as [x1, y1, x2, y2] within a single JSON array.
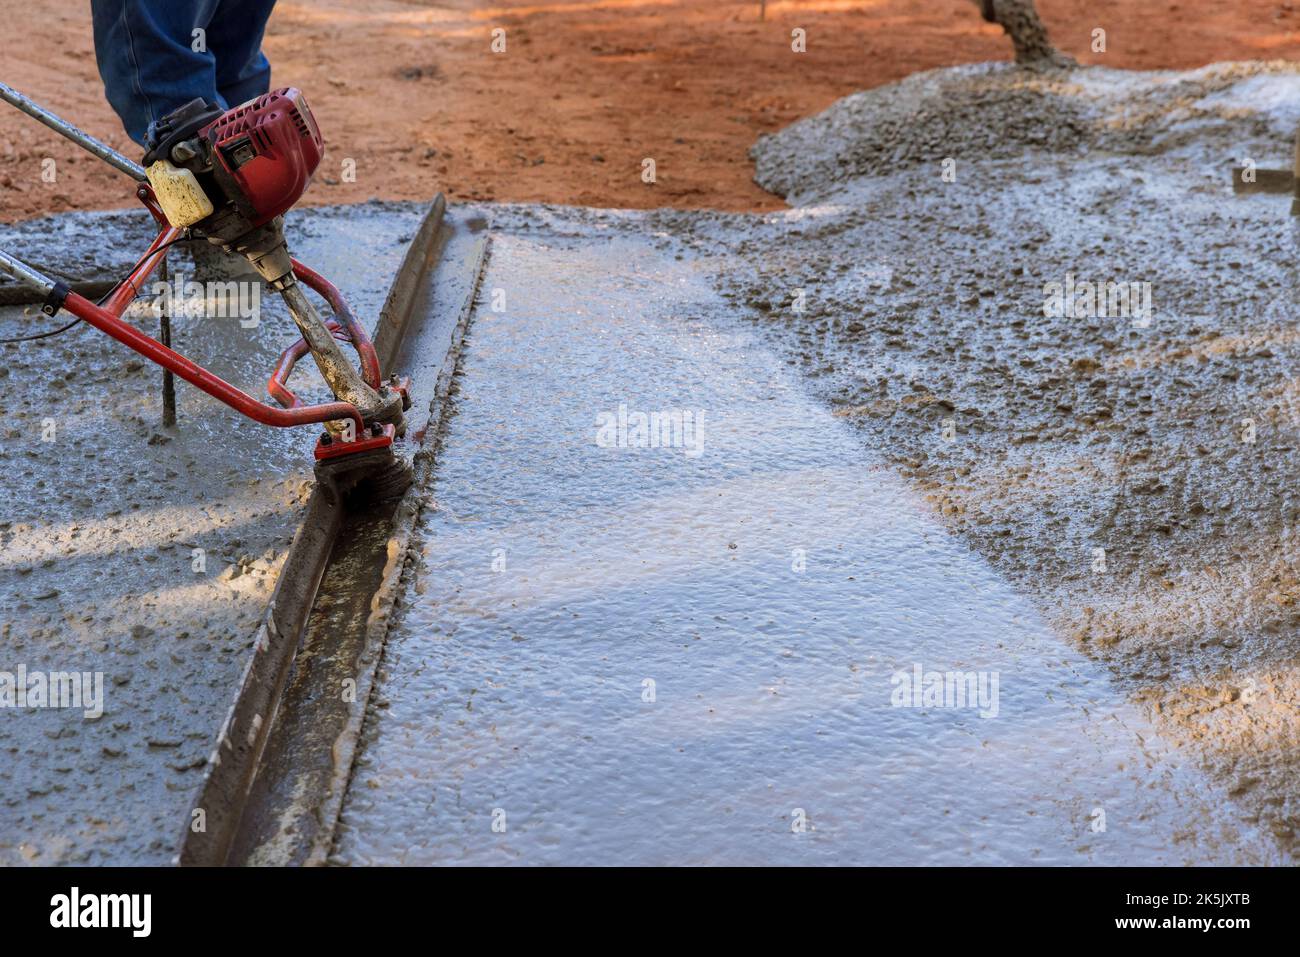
[[160, 258, 176, 427]]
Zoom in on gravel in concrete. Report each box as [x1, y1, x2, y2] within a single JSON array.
[[0, 202, 426, 864], [721, 61, 1300, 855]]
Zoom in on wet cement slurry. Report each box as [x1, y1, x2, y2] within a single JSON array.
[[7, 60, 1298, 864], [728, 62, 1300, 854], [0, 202, 426, 865], [331, 220, 1276, 866]]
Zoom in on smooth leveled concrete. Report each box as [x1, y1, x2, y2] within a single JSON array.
[[331, 214, 1276, 865]]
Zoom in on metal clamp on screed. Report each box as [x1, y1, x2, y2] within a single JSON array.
[[41, 280, 72, 317]]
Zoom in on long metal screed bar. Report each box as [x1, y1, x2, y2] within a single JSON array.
[[0, 78, 147, 182]]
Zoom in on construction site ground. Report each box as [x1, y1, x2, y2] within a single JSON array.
[[2, 2, 1299, 865]]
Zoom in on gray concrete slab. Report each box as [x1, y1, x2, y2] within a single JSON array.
[[331, 215, 1276, 866], [0, 201, 426, 865]]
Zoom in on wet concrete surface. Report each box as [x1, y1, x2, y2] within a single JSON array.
[[331, 220, 1277, 865], [714, 61, 1300, 856], [6, 58, 1299, 866], [0, 201, 426, 864], [230, 210, 486, 866]]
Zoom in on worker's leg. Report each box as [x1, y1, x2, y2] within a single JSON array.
[[91, 0, 226, 145], [205, 0, 278, 109]]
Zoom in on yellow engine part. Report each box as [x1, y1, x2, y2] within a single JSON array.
[[145, 160, 214, 228]]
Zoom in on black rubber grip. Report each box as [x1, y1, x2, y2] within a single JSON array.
[[41, 280, 71, 317]]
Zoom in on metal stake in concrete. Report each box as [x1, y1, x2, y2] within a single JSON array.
[[1229, 127, 1300, 212], [159, 258, 176, 427], [1292, 127, 1300, 217]]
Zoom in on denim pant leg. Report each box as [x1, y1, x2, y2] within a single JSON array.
[[91, 0, 275, 146], [206, 0, 277, 109]]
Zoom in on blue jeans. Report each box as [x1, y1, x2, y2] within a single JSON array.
[[91, 0, 278, 146]]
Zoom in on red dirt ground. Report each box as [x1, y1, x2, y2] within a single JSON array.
[[1, 0, 1298, 221]]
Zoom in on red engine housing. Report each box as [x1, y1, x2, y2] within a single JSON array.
[[201, 88, 323, 228]]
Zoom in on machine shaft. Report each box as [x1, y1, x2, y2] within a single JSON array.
[[279, 281, 401, 430], [0, 80, 147, 182]]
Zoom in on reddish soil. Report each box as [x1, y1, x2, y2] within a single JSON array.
[[1, 0, 1298, 221]]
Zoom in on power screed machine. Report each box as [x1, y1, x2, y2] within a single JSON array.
[[0, 82, 414, 496]]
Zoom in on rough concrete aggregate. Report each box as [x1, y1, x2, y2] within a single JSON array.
[[0, 202, 424, 864], [723, 62, 1300, 854]]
